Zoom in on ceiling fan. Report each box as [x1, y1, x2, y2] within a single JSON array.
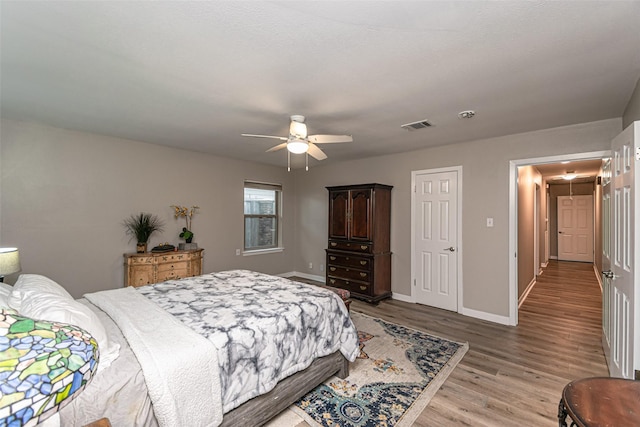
[[241, 115, 352, 170]]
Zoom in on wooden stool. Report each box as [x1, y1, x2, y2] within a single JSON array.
[[558, 377, 640, 426]]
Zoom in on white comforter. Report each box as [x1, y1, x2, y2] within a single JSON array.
[[85, 287, 223, 427]]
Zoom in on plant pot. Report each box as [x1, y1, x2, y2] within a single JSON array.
[[136, 242, 147, 253], [186, 237, 193, 243]]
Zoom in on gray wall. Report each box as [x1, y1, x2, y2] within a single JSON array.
[[517, 166, 541, 298], [0, 117, 622, 319], [623, 76, 640, 128], [0, 119, 296, 297], [293, 118, 620, 318]]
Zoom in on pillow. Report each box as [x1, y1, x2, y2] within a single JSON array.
[[0, 282, 12, 307], [8, 275, 120, 371], [8, 274, 73, 311]]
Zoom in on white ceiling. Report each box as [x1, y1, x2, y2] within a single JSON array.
[[2, 1, 640, 169]]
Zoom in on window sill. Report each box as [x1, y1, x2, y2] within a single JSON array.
[[243, 247, 284, 256]]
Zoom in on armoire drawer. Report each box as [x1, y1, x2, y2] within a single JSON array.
[[326, 252, 371, 269], [326, 265, 371, 282], [328, 240, 371, 253], [327, 276, 372, 296]]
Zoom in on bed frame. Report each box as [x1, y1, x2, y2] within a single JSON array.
[[220, 350, 349, 426]]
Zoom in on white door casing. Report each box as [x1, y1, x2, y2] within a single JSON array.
[[604, 121, 638, 379], [601, 157, 612, 366], [557, 195, 594, 262], [411, 167, 461, 312]]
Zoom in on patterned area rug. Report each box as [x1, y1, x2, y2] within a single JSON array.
[[268, 311, 468, 427]]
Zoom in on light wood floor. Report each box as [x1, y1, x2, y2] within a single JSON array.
[[295, 260, 609, 426]]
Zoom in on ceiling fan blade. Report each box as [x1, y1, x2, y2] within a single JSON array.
[[307, 143, 328, 160], [308, 134, 353, 144], [241, 134, 288, 141], [266, 142, 288, 153]]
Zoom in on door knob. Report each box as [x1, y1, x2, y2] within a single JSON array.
[[602, 270, 618, 280], [445, 247, 455, 252]]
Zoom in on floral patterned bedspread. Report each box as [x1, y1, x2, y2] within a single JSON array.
[[136, 270, 360, 413]]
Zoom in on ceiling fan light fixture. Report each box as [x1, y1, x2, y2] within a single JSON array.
[[563, 173, 577, 181], [289, 118, 307, 139], [287, 140, 309, 154]]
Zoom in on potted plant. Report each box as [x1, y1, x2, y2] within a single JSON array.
[[171, 205, 199, 249], [123, 212, 165, 253]]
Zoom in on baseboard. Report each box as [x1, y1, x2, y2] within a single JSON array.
[[541, 261, 548, 268], [280, 271, 326, 283], [391, 292, 413, 303], [550, 255, 558, 260], [518, 277, 537, 309], [459, 307, 512, 326], [593, 264, 603, 293]]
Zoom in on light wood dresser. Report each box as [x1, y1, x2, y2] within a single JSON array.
[[124, 249, 203, 287]]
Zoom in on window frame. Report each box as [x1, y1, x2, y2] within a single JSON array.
[[243, 181, 283, 253]]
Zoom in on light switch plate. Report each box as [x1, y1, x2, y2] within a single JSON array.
[[487, 218, 494, 227]]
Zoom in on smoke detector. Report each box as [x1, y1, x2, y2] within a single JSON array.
[[401, 119, 433, 131], [458, 110, 475, 119]]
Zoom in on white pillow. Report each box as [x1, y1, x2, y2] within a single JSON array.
[[0, 283, 12, 308], [9, 274, 73, 311], [8, 275, 120, 371]]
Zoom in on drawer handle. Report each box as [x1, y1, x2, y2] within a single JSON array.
[[360, 272, 367, 278], [330, 256, 336, 261], [330, 279, 336, 284], [346, 281, 350, 285], [345, 268, 349, 272], [330, 267, 336, 272], [361, 245, 368, 250], [331, 242, 337, 247], [346, 243, 351, 247], [360, 286, 367, 291], [360, 261, 367, 266]]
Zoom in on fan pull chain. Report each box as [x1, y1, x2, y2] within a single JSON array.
[[306, 153, 309, 171], [288, 151, 291, 172]]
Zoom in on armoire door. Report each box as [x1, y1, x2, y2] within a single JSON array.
[[349, 188, 372, 241], [328, 189, 349, 240]]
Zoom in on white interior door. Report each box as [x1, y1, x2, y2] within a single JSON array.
[[605, 121, 638, 379], [412, 169, 459, 311], [557, 195, 594, 262]]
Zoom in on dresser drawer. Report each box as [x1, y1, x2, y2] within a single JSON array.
[[157, 268, 188, 282], [156, 253, 187, 263], [327, 265, 371, 282], [157, 261, 187, 273], [327, 276, 372, 296], [328, 240, 371, 253], [130, 256, 154, 265], [327, 252, 371, 269]]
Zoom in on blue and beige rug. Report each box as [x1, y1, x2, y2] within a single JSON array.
[[268, 311, 468, 427]]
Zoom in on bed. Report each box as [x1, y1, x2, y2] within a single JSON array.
[[1, 270, 360, 427]]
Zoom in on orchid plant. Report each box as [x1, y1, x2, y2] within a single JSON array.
[[171, 205, 199, 243]]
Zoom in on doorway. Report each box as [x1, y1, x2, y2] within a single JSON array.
[[508, 151, 610, 325]]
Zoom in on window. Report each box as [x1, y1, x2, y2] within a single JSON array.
[[244, 181, 282, 251]]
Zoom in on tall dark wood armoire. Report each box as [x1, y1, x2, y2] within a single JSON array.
[[325, 183, 392, 303]]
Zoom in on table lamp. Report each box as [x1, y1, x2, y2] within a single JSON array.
[[0, 248, 21, 282]]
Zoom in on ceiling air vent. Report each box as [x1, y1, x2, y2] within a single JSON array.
[[401, 119, 433, 131]]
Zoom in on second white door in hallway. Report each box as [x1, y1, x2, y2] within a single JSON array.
[[557, 195, 593, 262]]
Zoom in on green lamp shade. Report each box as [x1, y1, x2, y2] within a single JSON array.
[[0, 310, 98, 426]]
